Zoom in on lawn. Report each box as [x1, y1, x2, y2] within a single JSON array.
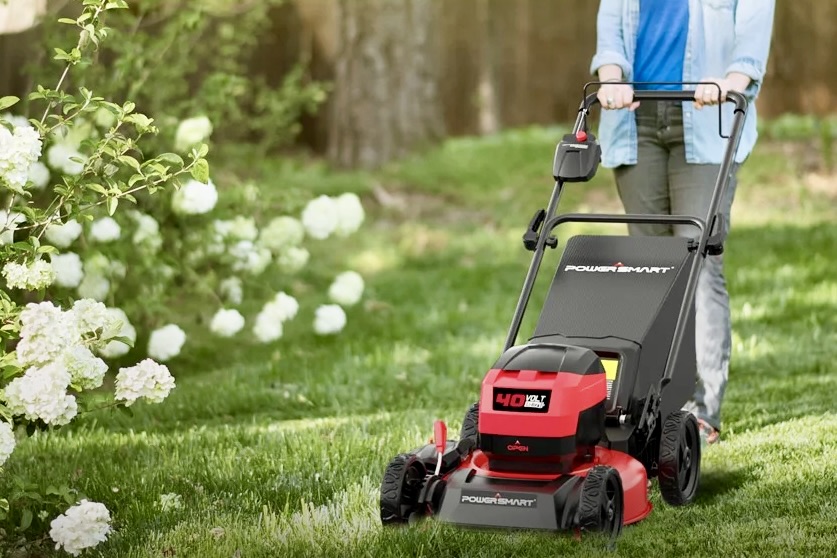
[[3, 127, 837, 557]]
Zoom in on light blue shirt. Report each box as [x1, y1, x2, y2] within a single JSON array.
[[589, 0, 776, 168]]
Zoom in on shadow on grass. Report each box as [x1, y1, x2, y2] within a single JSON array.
[[695, 464, 757, 505]]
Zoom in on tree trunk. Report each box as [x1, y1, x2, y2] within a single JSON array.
[[327, 0, 444, 169]]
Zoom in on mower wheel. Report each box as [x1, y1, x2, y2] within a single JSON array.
[[459, 402, 479, 441], [578, 465, 623, 539], [380, 453, 427, 525], [658, 410, 701, 506]]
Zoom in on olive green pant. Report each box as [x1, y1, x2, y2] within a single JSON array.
[[613, 100, 739, 432]]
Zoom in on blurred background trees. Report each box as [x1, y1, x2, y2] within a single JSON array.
[[2, 0, 837, 169]]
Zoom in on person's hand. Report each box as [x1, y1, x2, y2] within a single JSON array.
[[597, 81, 640, 111], [694, 78, 731, 109]]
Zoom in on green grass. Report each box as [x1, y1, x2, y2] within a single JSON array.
[[3, 130, 837, 557]]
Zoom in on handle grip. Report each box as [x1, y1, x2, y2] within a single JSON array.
[[580, 81, 748, 113]]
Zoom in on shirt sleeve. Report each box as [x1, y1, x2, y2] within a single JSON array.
[[725, 0, 776, 97], [589, 0, 632, 79]]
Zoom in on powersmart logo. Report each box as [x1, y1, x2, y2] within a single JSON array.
[[506, 440, 529, 452], [564, 261, 674, 274], [460, 491, 538, 508], [493, 388, 551, 413]]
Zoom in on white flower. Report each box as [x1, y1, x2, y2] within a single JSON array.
[[209, 308, 245, 337], [0, 421, 15, 467], [28, 161, 50, 190], [77, 273, 110, 302], [129, 211, 162, 252], [328, 271, 365, 306], [301, 195, 338, 240], [2, 259, 55, 290], [62, 345, 108, 390], [259, 216, 305, 253], [0, 123, 42, 189], [213, 216, 258, 242], [1, 113, 30, 129], [174, 115, 213, 152], [89, 216, 121, 243], [45, 219, 82, 248], [49, 500, 111, 556], [71, 299, 118, 338], [46, 143, 86, 176], [172, 179, 218, 215], [16, 302, 79, 367], [147, 324, 186, 361], [159, 493, 183, 512], [93, 107, 116, 129], [98, 308, 136, 359], [277, 246, 310, 274], [115, 358, 175, 405], [0, 210, 25, 245], [2, 362, 77, 425], [253, 310, 283, 343], [313, 304, 347, 335], [219, 277, 243, 305], [50, 252, 84, 288], [271, 292, 299, 321], [334, 193, 365, 237], [230, 240, 272, 276]]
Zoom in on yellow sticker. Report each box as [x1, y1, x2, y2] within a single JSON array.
[[601, 358, 619, 381]]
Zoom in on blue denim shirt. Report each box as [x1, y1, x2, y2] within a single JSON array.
[[589, 0, 776, 168]]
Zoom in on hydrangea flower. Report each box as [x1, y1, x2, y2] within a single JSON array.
[[334, 193, 365, 237], [259, 216, 305, 253], [172, 179, 218, 215], [0, 121, 42, 189], [27, 160, 50, 190], [49, 500, 111, 556], [0, 420, 15, 467], [46, 143, 86, 176], [2, 259, 55, 290], [15, 302, 79, 367], [89, 216, 121, 243], [50, 252, 84, 288], [209, 308, 245, 337], [230, 240, 272, 276], [277, 246, 310, 274], [115, 358, 175, 405], [253, 310, 283, 343], [62, 345, 108, 390], [98, 308, 137, 359], [129, 211, 162, 252], [71, 299, 118, 339], [328, 271, 365, 307], [77, 273, 110, 302], [219, 277, 243, 306], [174, 115, 213, 152], [147, 324, 186, 361], [301, 195, 338, 239], [214, 216, 258, 242], [2, 362, 77, 425], [313, 304, 347, 335], [45, 219, 83, 248]]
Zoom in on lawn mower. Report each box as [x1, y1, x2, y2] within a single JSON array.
[[379, 83, 749, 539]]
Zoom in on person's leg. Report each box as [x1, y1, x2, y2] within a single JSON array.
[[613, 101, 672, 236], [665, 104, 739, 443]]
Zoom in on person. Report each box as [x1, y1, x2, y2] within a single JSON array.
[[589, 0, 776, 445]]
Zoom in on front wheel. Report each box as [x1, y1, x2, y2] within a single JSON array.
[[658, 410, 701, 506], [578, 465, 624, 540], [380, 453, 427, 525], [459, 402, 479, 441]]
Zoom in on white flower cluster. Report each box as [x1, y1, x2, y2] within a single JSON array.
[[45, 219, 82, 248], [175, 115, 212, 152], [172, 179, 218, 215], [46, 142, 86, 176], [314, 304, 347, 335], [115, 358, 176, 406], [3, 362, 78, 426], [51, 252, 84, 288], [0, 117, 42, 190], [253, 292, 299, 343], [89, 216, 121, 243], [328, 271, 365, 307], [49, 500, 112, 556], [98, 307, 137, 359], [2, 258, 55, 290], [301, 193, 365, 240], [147, 324, 186, 362], [219, 276, 243, 305], [210, 308, 245, 338], [0, 420, 16, 467], [129, 211, 162, 253]]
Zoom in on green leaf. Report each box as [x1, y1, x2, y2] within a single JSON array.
[[191, 158, 210, 184], [19, 508, 32, 531], [157, 153, 184, 167], [106, 197, 118, 216], [57, 18, 77, 25], [0, 96, 19, 112], [117, 155, 142, 172]]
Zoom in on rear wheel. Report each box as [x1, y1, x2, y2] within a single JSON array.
[[459, 402, 479, 441], [578, 465, 623, 539], [380, 453, 427, 525], [658, 410, 701, 506]]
